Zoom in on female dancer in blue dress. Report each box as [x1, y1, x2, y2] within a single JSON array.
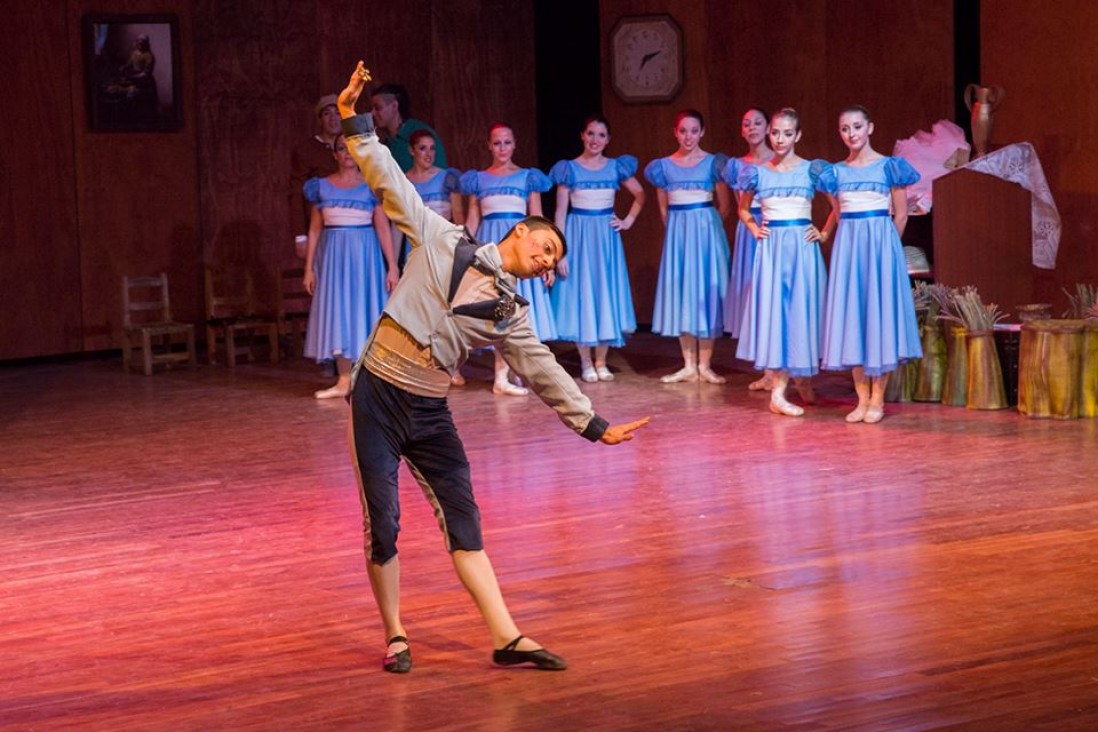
[[462, 123, 554, 396], [736, 108, 838, 416], [549, 115, 645, 383], [818, 105, 922, 423], [405, 129, 464, 248], [405, 128, 467, 385], [644, 109, 732, 384], [722, 108, 776, 390], [303, 134, 398, 398]]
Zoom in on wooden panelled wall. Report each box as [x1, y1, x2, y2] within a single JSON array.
[[982, 0, 1098, 305], [599, 0, 955, 318], [3, 0, 201, 359], [195, 0, 538, 313], [2, 0, 536, 360], [6, 1, 1095, 360]]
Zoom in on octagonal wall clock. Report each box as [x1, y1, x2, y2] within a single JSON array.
[[610, 14, 684, 104]]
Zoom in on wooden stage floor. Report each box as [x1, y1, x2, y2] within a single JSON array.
[[2, 335, 1097, 731]]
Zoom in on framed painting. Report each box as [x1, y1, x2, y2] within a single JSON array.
[[84, 14, 182, 131]]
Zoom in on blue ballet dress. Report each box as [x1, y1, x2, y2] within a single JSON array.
[[818, 157, 923, 375], [302, 177, 388, 363], [460, 167, 556, 340], [404, 167, 462, 261], [734, 160, 828, 377], [721, 157, 764, 339], [644, 154, 731, 339], [548, 156, 638, 347]]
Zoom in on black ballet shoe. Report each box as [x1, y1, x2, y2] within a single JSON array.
[[383, 635, 412, 674], [492, 635, 568, 671]]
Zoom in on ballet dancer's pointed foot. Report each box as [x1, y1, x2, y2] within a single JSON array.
[[314, 383, 349, 399], [660, 366, 698, 383], [450, 372, 466, 386], [697, 366, 727, 384], [383, 636, 411, 674], [748, 375, 773, 391], [580, 365, 598, 383], [845, 403, 869, 423], [493, 380, 529, 396], [863, 405, 885, 424], [595, 365, 615, 382], [492, 635, 567, 671], [769, 393, 805, 417]]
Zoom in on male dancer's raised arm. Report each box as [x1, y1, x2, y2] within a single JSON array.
[[337, 61, 453, 252]]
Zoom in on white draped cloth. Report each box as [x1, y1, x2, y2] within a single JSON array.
[[962, 142, 1060, 269]]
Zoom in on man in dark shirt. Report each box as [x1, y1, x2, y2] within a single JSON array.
[[369, 83, 448, 173]]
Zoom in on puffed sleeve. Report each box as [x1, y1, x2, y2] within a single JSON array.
[[548, 160, 574, 187], [303, 177, 322, 204], [442, 168, 462, 195], [615, 155, 638, 182], [813, 161, 838, 195], [526, 168, 553, 193], [808, 159, 831, 191], [643, 158, 667, 188], [459, 170, 480, 196], [736, 163, 759, 193], [721, 157, 743, 190], [885, 156, 921, 187], [711, 154, 730, 185]]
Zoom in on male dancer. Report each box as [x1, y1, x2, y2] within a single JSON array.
[[369, 82, 447, 172], [339, 61, 649, 673]]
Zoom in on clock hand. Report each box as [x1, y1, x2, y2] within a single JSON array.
[[639, 49, 662, 69]]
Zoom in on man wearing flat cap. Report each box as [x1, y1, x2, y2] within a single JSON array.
[[289, 94, 342, 259]]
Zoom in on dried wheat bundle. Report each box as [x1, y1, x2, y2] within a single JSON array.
[[927, 283, 959, 323], [1063, 283, 1098, 318], [940, 286, 1005, 332]]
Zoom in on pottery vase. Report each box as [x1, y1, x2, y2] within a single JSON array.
[[914, 319, 947, 401], [964, 84, 1005, 158], [965, 329, 1008, 410], [941, 325, 968, 407]]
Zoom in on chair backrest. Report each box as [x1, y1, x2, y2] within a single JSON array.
[[277, 266, 312, 319], [205, 266, 259, 320], [123, 273, 173, 329]]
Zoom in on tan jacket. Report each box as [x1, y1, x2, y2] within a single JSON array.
[[343, 114, 607, 441]]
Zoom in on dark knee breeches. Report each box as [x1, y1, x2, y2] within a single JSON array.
[[349, 369, 483, 564]]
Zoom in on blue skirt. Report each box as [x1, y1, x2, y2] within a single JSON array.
[[735, 221, 826, 377], [651, 205, 730, 339], [724, 211, 763, 338], [550, 210, 636, 347], [820, 214, 922, 375], [478, 215, 558, 341], [305, 225, 388, 362]]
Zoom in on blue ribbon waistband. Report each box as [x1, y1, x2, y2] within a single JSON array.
[[841, 209, 890, 219], [668, 201, 714, 211], [571, 207, 614, 216], [323, 224, 373, 229], [767, 218, 812, 227], [482, 212, 524, 220], [749, 206, 762, 214]]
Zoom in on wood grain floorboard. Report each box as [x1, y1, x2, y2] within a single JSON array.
[[2, 336, 1096, 731]]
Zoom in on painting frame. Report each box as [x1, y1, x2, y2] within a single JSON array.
[[83, 13, 183, 132]]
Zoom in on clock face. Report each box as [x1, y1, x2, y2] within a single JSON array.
[[611, 15, 683, 103]]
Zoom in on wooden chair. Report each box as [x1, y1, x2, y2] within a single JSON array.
[[121, 273, 197, 375], [277, 266, 312, 358], [204, 267, 280, 367]]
